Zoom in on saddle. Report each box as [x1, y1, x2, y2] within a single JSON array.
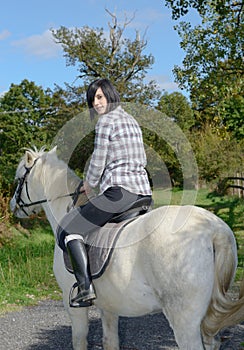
[[63, 197, 153, 279]]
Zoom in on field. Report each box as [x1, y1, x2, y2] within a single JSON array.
[[0, 188, 243, 314]]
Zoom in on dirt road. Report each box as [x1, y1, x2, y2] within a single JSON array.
[[0, 300, 243, 349]]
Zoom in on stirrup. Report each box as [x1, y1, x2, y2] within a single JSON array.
[[69, 282, 95, 308]]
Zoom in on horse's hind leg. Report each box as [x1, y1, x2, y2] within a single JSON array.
[[164, 305, 205, 350], [202, 334, 221, 350], [174, 324, 204, 350], [100, 310, 119, 350]]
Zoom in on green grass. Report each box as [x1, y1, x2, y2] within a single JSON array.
[[0, 222, 61, 314], [0, 188, 243, 314]]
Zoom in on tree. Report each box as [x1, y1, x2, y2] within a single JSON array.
[[165, 0, 243, 137], [51, 9, 161, 105], [157, 92, 195, 131], [222, 90, 244, 139], [165, 0, 243, 20], [50, 10, 164, 177], [190, 125, 244, 183], [0, 80, 58, 187]]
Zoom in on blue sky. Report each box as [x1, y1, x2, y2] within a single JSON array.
[[0, 0, 198, 97]]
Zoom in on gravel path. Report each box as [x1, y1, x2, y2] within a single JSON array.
[[0, 300, 243, 349]]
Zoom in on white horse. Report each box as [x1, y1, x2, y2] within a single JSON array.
[[10, 147, 244, 350]]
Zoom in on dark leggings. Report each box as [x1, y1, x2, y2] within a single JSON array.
[[57, 186, 150, 251]]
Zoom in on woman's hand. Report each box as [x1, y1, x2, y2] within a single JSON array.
[[83, 181, 92, 195]]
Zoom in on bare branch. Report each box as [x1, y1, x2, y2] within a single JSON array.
[[105, 8, 137, 57]]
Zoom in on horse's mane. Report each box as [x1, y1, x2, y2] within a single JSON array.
[[25, 146, 82, 195], [21, 145, 46, 160]]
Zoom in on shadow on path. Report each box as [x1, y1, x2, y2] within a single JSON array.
[[0, 300, 243, 350], [24, 312, 177, 350]]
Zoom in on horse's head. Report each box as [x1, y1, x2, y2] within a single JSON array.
[[10, 146, 86, 220], [10, 146, 51, 218]]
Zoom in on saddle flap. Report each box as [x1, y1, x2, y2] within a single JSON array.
[[63, 218, 135, 279]]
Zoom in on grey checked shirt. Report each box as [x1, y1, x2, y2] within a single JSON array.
[[86, 105, 152, 195]]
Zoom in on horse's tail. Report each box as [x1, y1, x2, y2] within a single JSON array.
[[201, 224, 244, 338]]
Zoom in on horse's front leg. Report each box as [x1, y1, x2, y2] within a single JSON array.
[[59, 275, 89, 350], [66, 304, 89, 350], [53, 245, 89, 350], [100, 310, 119, 350]]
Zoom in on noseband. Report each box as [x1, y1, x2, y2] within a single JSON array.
[[14, 158, 84, 216]]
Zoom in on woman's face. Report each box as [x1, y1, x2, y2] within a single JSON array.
[[93, 87, 108, 115]]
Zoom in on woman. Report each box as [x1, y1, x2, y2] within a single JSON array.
[[57, 78, 152, 307]]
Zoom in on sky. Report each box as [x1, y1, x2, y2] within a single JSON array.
[[0, 0, 199, 97]]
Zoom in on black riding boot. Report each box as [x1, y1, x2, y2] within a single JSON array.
[[66, 238, 96, 307]]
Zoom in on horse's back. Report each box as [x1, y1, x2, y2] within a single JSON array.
[[115, 204, 232, 250], [97, 205, 223, 315]]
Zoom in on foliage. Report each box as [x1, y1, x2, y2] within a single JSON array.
[[189, 125, 244, 183], [51, 10, 161, 105], [52, 109, 96, 171], [166, 0, 243, 137], [0, 80, 55, 188], [165, 0, 243, 22], [222, 92, 244, 139], [157, 91, 195, 131], [0, 80, 85, 191], [43, 85, 83, 142]]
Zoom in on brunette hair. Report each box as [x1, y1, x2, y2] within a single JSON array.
[[86, 78, 120, 119]]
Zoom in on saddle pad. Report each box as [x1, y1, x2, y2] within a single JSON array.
[[63, 218, 135, 280]]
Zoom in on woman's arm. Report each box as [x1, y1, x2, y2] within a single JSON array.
[[85, 117, 111, 188]]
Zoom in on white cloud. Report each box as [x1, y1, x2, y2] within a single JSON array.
[[0, 29, 11, 40], [147, 74, 179, 92], [11, 30, 61, 59], [0, 90, 7, 97]]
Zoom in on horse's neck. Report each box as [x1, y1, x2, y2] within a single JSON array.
[[40, 158, 75, 235]]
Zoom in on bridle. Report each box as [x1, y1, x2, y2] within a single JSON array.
[[13, 158, 84, 216]]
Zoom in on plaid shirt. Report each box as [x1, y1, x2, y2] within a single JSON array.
[[86, 105, 152, 195]]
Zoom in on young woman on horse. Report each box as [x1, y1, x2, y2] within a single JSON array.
[[57, 78, 152, 307]]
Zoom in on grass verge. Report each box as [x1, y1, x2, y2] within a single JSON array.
[[0, 220, 61, 315]]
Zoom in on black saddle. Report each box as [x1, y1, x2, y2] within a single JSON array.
[[109, 196, 153, 223]]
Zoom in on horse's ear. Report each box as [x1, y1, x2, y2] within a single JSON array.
[[25, 151, 36, 168], [49, 146, 57, 155]]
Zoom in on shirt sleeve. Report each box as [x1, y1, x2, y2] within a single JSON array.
[[85, 116, 112, 188]]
